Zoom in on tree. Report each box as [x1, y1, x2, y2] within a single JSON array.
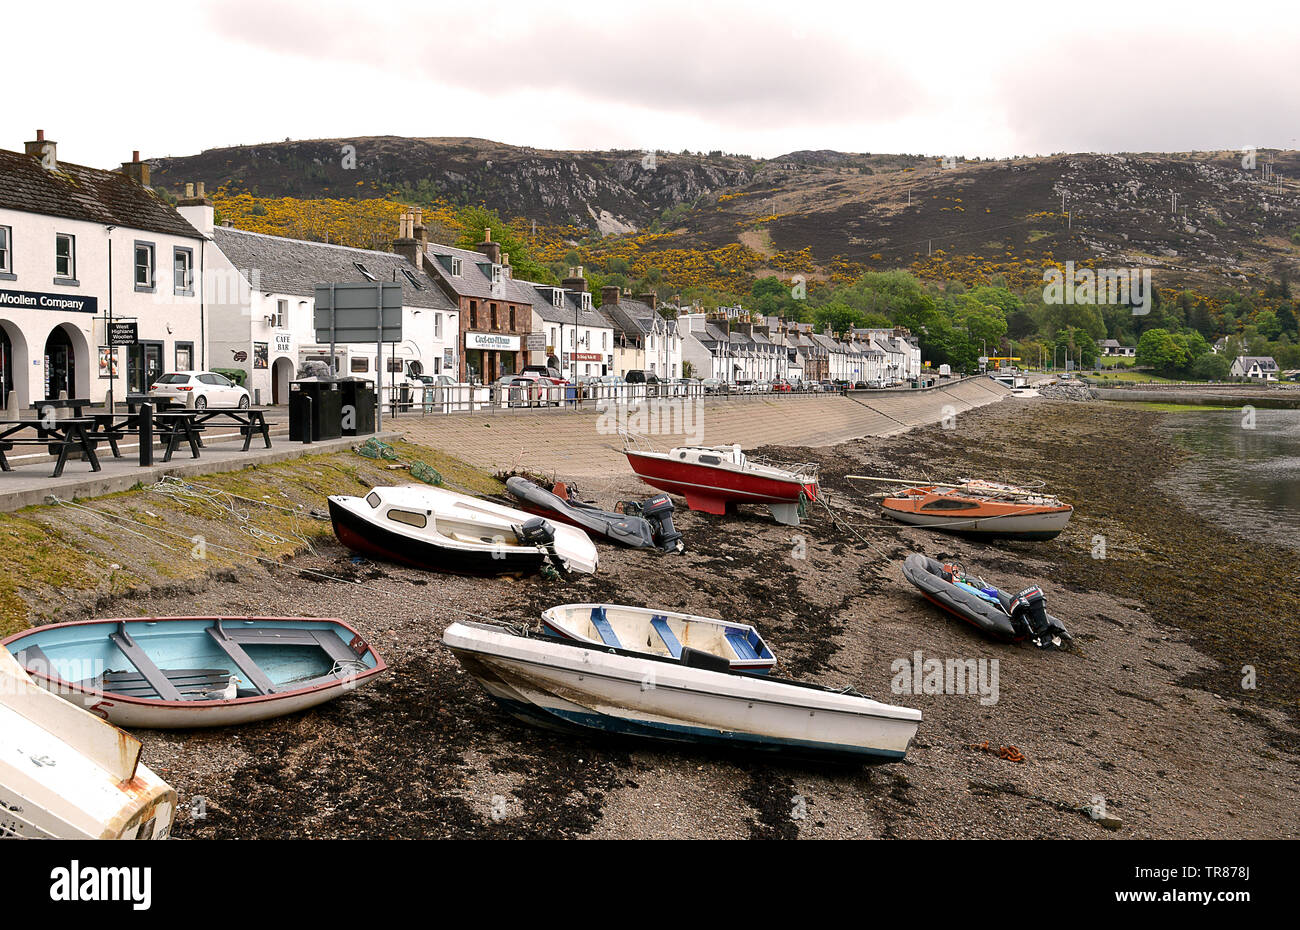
[[454, 206, 554, 283], [1135, 328, 1188, 373]]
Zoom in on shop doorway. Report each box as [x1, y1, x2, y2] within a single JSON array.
[[1, 321, 29, 411], [127, 341, 165, 395], [44, 327, 78, 400], [272, 356, 294, 404]]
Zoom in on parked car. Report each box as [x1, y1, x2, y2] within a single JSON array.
[[523, 365, 568, 384], [149, 371, 251, 409], [624, 369, 662, 385], [701, 378, 726, 394], [771, 379, 793, 393]]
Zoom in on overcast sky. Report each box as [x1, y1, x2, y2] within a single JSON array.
[[5, 0, 1299, 169]]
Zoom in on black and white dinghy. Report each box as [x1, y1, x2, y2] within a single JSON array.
[[329, 485, 599, 576]]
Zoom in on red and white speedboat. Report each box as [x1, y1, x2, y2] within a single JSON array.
[[625, 443, 819, 525]]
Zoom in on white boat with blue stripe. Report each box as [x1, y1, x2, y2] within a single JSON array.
[[443, 621, 921, 765], [540, 603, 776, 673]]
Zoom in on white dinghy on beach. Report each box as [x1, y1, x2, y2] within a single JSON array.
[[0, 646, 176, 839]]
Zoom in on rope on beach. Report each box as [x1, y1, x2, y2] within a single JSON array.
[[147, 475, 319, 554]]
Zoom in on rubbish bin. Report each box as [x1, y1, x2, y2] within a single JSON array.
[[337, 378, 376, 436], [289, 380, 343, 441]]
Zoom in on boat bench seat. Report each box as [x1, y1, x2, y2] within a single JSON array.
[[589, 607, 621, 648], [724, 629, 761, 661], [649, 615, 682, 658], [94, 668, 232, 699], [218, 627, 359, 666]]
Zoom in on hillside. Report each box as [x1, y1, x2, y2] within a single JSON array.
[[148, 137, 1300, 295]]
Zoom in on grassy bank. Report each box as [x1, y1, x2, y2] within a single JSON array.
[[0, 439, 500, 639]]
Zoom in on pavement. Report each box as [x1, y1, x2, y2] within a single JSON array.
[[0, 424, 402, 513]]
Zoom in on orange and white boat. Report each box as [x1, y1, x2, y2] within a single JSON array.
[[876, 479, 1073, 540]]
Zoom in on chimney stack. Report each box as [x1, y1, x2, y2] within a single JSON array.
[[25, 129, 57, 170], [477, 227, 502, 264], [601, 285, 620, 306], [635, 292, 658, 311], [562, 266, 588, 292], [393, 211, 421, 265], [120, 149, 150, 186], [412, 209, 428, 248], [176, 179, 215, 237]]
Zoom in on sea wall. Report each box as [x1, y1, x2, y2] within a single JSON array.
[[396, 377, 1012, 477]]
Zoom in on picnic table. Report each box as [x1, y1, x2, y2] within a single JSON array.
[[189, 406, 274, 451], [88, 409, 203, 463], [28, 398, 94, 419], [0, 417, 101, 477]]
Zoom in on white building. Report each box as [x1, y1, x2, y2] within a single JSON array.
[[1230, 355, 1279, 381], [602, 288, 681, 379], [205, 225, 461, 403], [1, 132, 207, 409], [521, 271, 614, 379], [677, 313, 732, 381]]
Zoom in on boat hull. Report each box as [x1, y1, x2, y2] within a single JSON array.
[[444, 623, 919, 764], [1, 649, 176, 838], [626, 451, 816, 526], [3, 617, 387, 729], [330, 496, 549, 575], [881, 501, 1073, 539]]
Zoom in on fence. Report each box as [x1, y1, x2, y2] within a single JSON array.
[[371, 379, 903, 418]]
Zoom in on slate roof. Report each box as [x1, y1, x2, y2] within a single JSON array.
[[1236, 355, 1278, 369], [603, 298, 663, 340], [519, 282, 612, 329], [422, 242, 534, 303], [0, 148, 201, 240], [212, 227, 458, 311]]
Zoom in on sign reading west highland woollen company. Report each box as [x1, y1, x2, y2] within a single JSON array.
[[0, 288, 98, 314]]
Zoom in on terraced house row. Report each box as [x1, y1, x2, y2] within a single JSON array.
[[0, 130, 925, 409]]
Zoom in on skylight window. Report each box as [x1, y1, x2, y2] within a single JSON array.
[[401, 268, 424, 290], [354, 261, 377, 282]]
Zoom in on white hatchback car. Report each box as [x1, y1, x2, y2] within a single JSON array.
[[149, 371, 251, 409]]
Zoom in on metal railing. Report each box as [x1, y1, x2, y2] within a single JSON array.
[[372, 377, 924, 418]]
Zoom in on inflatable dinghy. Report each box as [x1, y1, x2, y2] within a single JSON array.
[[901, 554, 1071, 649], [506, 477, 685, 553]]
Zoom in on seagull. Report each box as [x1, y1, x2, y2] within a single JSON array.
[[203, 675, 240, 701]]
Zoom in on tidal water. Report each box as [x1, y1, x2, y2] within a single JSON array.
[[1156, 407, 1300, 552]]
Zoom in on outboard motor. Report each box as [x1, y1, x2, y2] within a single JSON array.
[[1008, 586, 1069, 648], [514, 518, 566, 575], [637, 494, 685, 554]]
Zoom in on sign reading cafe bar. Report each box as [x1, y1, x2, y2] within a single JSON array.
[[465, 332, 521, 351], [0, 288, 98, 314]]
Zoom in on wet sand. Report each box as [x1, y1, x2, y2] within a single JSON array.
[[114, 398, 1299, 839]]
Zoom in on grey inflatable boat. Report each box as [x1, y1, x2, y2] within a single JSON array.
[[901, 553, 1071, 649], [505, 477, 685, 553]]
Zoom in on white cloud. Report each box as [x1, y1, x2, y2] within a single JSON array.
[[2, 0, 1297, 168]]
